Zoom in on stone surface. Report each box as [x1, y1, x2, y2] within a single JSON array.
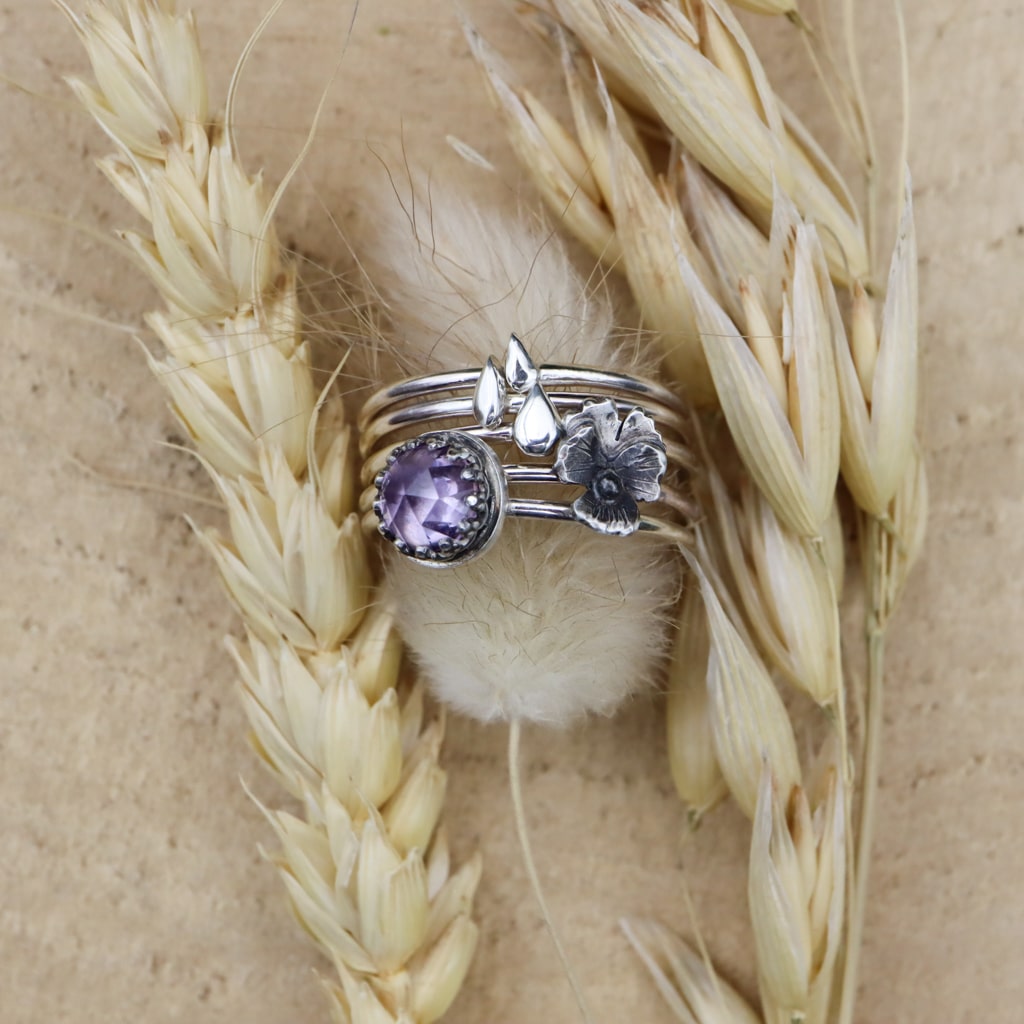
[[2, 2, 1022, 1023], [378, 439, 486, 553]]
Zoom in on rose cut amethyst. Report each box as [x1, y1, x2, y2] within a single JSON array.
[[375, 437, 490, 560]]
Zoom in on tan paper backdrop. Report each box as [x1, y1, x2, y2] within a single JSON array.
[[2, 1, 1021, 1022]]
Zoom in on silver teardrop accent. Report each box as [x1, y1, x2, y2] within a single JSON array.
[[473, 357, 506, 428], [505, 333, 537, 393], [513, 383, 564, 456]]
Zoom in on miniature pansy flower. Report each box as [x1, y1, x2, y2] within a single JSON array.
[[554, 399, 668, 535]]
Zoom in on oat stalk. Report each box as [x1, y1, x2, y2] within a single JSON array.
[[61, 2, 480, 1021], [472, 3, 927, 1023], [837, 451, 926, 1024]]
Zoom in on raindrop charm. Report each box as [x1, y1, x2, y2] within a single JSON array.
[[473, 357, 506, 428], [513, 382, 563, 456], [505, 333, 537, 393]]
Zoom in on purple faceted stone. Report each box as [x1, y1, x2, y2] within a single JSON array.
[[377, 441, 486, 554]]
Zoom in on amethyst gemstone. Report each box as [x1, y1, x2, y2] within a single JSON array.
[[376, 439, 489, 558]]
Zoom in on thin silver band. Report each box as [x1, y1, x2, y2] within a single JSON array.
[[358, 471, 694, 522], [360, 423, 693, 487], [359, 503, 691, 542], [358, 364, 682, 436], [360, 391, 688, 458]]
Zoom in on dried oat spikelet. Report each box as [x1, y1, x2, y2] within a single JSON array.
[[680, 153, 771, 329], [470, 2, 867, 411], [621, 917, 762, 1024], [511, 0, 867, 284], [687, 542, 801, 819], [468, 28, 718, 405], [588, 67, 719, 405], [666, 585, 728, 825], [833, 178, 919, 517], [728, 0, 799, 16], [531, 0, 662, 115], [706, 467, 842, 706], [749, 761, 845, 1024], [463, 23, 620, 265], [480, 6, 923, 1023], [64, 2, 479, 1020], [862, 445, 928, 625], [680, 189, 841, 537]]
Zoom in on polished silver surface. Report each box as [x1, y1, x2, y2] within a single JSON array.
[[505, 333, 537, 393], [513, 382, 564, 456], [361, 392, 687, 453], [358, 474, 694, 521], [360, 502, 691, 546], [358, 365, 682, 437], [472, 357, 505, 429]]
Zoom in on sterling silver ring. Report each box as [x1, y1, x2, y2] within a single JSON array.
[[358, 335, 693, 566]]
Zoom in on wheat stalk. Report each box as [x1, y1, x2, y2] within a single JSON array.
[[61, 2, 479, 1021], [470, 2, 927, 1023]]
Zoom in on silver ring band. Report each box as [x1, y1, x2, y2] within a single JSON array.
[[360, 392, 688, 456], [359, 335, 693, 566], [360, 425, 694, 488], [358, 365, 683, 431]]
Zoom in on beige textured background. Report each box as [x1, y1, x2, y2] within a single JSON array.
[[1, 1, 1021, 1022]]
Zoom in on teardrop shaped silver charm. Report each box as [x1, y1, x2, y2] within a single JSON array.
[[473, 357, 506, 428], [513, 382, 563, 456], [505, 333, 537, 393]]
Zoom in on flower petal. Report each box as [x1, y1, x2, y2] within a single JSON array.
[[554, 425, 600, 485], [573, 489, 640, 535], [609, 441, 667, 502], [617, 405, 660, 441], [574, 398, 621, 447]]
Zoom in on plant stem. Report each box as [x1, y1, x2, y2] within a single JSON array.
[[508, 720, 596, 1024], [835, 516, 889, 1024]]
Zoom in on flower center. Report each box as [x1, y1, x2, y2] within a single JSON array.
[[592, 469, 624, 503]]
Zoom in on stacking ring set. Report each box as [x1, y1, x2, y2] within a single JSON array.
[[358, 335, 691, 567]]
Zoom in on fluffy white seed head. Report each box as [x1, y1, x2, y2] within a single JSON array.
[[390, 521, 678, 725], [362, 184, 681, 725]]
